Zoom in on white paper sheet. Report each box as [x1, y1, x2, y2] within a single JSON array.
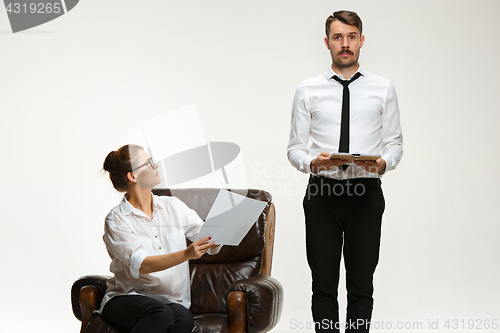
[[195, 189, 268, 246]]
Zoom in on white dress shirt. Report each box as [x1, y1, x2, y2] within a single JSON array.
[[287, 66, 403, 179], [96, 194, 222, 313]]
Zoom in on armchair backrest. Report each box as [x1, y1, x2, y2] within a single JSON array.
[[152, 188, 276, 314]]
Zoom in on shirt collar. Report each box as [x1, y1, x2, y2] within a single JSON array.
[[327, 65, 365, 81], [119, 192, 159, 217]]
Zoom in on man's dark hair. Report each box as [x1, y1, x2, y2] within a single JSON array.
[[325, 10, 363, 38]]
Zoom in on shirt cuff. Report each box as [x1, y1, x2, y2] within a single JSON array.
[[207, 244, 223, 255], [129, 248, 148, 279], [381, 155, 393, 173], [303, 155, 315, 174]]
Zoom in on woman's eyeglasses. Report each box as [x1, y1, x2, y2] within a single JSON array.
[[132, 158, 155, 171]]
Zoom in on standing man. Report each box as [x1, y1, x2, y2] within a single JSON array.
[[287, 10, 403, 333]]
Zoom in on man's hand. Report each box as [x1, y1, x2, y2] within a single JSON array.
[[310, 152, 348, 173], [354, 158, 386, 174]]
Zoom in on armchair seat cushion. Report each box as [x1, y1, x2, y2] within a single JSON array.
[[193, 314, 229, 333], [85, 316, 127, 333]]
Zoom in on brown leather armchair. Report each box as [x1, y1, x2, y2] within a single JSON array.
[[71, 188, 283, 333]]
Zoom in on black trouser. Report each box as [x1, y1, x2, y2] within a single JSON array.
[[303, 175, 385, 333], [102, 294, 194, 333]]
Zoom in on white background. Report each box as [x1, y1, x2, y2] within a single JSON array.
[[1, 1, 499, 332]]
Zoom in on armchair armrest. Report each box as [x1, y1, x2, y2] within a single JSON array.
[[227, 290, 247, 333], [79, 286, 101, 333], [227, 276, 283, 333], [71, 275, 110, 333]]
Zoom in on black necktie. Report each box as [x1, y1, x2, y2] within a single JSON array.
[[332, 72, 362, 171]]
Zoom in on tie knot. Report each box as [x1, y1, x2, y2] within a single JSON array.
[[332, 72, 362, 86]]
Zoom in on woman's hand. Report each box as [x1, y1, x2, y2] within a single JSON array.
[[184, 237, 215, 260]]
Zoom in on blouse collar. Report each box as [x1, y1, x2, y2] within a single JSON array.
[[119, 192, 159, 218]]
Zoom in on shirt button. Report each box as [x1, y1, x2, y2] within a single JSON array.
[[158, 247, 162, 250], [155, 235, 158, 238]]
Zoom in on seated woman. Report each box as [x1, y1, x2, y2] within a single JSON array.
[[98, 144, 222, 333]]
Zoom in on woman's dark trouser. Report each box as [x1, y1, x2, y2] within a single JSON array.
[[303, 175, 385, 333], [101, 295, 194, 333]]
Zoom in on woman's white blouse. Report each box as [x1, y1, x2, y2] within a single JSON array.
[[96, 194, 222, 312]]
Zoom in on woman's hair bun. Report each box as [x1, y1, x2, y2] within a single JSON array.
[[103, 151, 116, 173], [102, 144, 143, 192]]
